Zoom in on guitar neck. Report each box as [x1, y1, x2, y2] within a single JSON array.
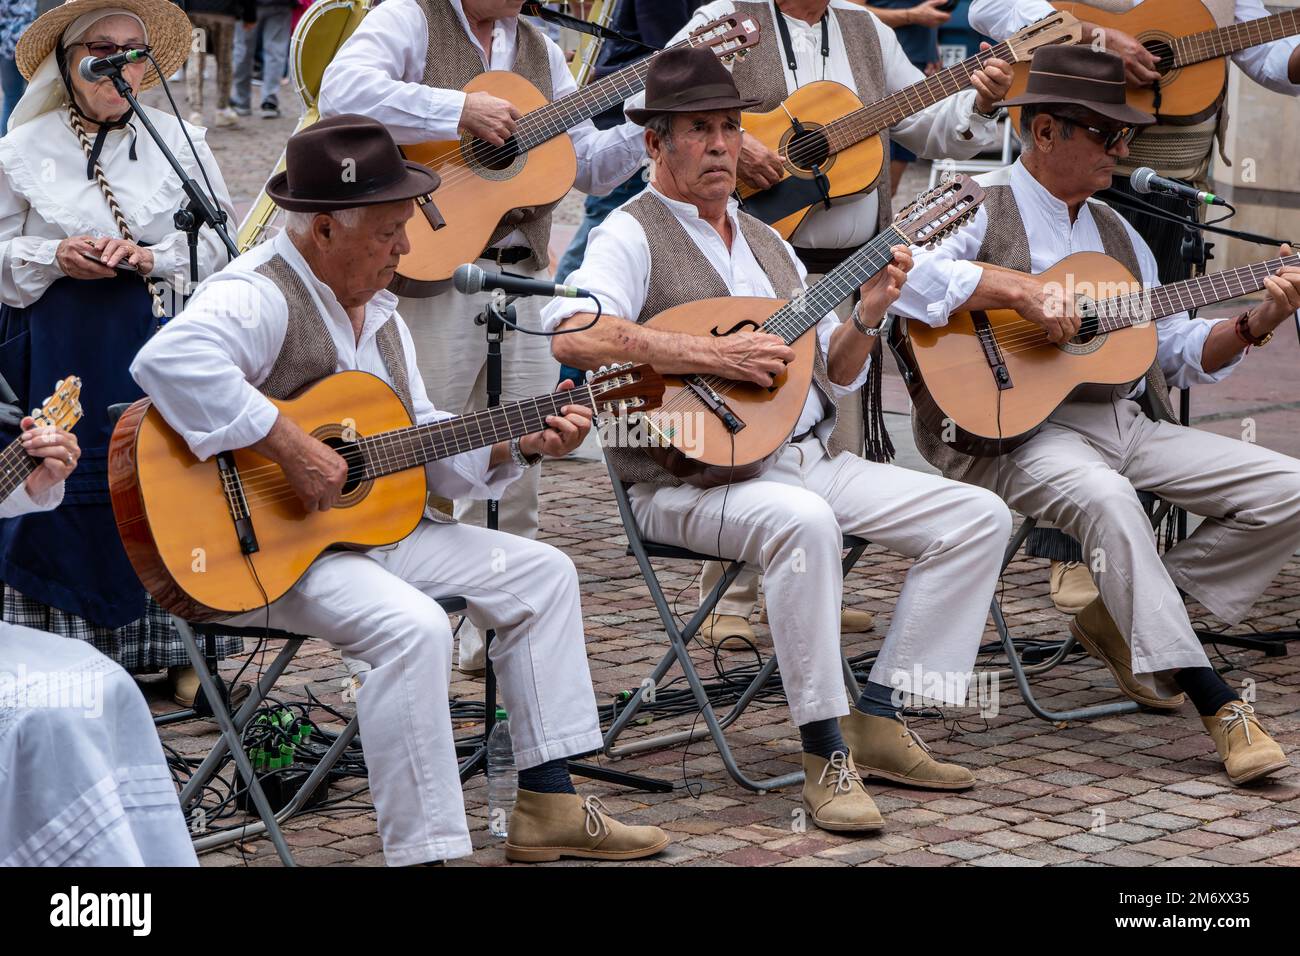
[[823, 40, 1016, 154], [763, 226, 906, 344], [514, 31, 714, 151], [1096, 253, 1300, 330], [0, 435, 38, 503], [354, 385, 597, 480], [1173, 10, 1300, 68]]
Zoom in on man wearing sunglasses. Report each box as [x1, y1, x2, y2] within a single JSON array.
[[893, 46, 1300, 787]]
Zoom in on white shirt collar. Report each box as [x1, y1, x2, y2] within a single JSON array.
[[270, 230, 399, 342], [1009, 158, 1101, 230], [646, 183, 742, 231], [450, 0, 516, 66]]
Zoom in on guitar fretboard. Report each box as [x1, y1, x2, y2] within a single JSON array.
[[822, 40, 1016, 155], [354, 384, 598, 479], [1172, 10, 1300, 67], [1092, 254, 1300, 330], [763, 226, 907, 344], [0, 435, 38, 503]]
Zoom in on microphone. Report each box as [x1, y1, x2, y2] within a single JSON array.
[[1130, 167, 1227, 207], [453, 263, 592, 299], [78, 50, 148, 83]]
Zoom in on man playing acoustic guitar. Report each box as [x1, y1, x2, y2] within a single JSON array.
[[544, 47, 1014, 833], [130, 116, 670, 866], [894, 46, 1300, 785]]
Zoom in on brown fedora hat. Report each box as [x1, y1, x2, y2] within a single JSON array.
[[266, 114, 441, 213], [997, 45, 1155, 127], [626, 45, 762, 125]]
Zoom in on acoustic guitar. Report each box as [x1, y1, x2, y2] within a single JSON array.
[[108, 365, 664, 620], [1006, 0, 1300, 124], [391, 13, 761, 295], [0, 377, 84, 501], [891, 249, 1300, 458], [637, 176, 984, 489], [737, 12, 1080, 239]]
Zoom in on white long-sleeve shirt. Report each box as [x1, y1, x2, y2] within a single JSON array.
[[891, 160, 1244, 393], [634, 0, 1001, 250], [0, 106, 235, 308], [317, 0, 645, 209], [969, 0, 1300, 96], [0, 475, 62, 518], [541, 186, 873, 439], [130, 231, 523, 501]]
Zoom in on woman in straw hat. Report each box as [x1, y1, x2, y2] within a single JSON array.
[[0, 0, 239, 706]]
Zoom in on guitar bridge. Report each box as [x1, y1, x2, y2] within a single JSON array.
[[970, 311, 1012, 391], [684, 375, 745, 433], [216, 452, 260, 556]]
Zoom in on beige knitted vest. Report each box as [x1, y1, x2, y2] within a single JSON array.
[[729, 0, 893, 236], [605, 192, 848, 486], [413, 0, 557, 268]]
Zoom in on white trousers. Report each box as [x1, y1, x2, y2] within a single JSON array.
[[399, 260, 562, 669], [630, 438, 1011, 722], [0, 624, 197, 866], [226, 519, 603, 865], [965, 399, 1300, 676]]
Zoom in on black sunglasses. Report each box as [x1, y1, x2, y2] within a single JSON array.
[[1047, 113, 1138, 151], [73, 41, 152, 60]]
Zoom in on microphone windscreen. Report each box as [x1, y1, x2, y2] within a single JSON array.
[[452, 263, 481, 295], [1130, 167, 1155, 195], [77, 56, 98, 84]]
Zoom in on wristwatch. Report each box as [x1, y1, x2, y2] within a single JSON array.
[[972, 102, 1002, 121], [851, 302, 883, 337], [509, 436, 544, 468], [1234, 310, 1273, 349]]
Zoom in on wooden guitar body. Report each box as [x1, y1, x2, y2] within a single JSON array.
[[109, 372, 426, 620], [738, 81, 886, 240], [642, 297, 816, 487], [893, 252, 1157, 456], [1007, 0, 1224, 126], [394, 71, 579, 295]]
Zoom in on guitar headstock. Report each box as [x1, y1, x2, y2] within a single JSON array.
[[1005, 10, 1084, 63], [892, 175, 986, 249], [691, 14, 762, 62], [29, 376, 83, 432], [585, 363, 666, 417]]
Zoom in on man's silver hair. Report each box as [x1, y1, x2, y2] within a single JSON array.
[[643, 113, 676, 150], [284, 206, 367, 237]]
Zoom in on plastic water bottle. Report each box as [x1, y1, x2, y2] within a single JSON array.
[[486, 708, 517, 838]]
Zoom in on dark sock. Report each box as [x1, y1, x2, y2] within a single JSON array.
[[856, 680, 902, 719], [518, 758, 576, 795], [798, 717, 849, 759], [1174, 667, 1238, 717]]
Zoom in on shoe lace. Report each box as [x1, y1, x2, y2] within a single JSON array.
[[582, 795, 611, 838], [817, 751, 862, 794], [1219, 702, 1258, 744], [899, 718, 933, 754]]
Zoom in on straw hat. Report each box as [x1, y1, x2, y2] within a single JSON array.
[[15, 0, 194, 89]]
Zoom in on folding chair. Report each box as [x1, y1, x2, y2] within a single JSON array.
[[173, 597, 467, 867], [602, 463, 868, 793]]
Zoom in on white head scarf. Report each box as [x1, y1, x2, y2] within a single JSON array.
[[7, 8, 148, 131]]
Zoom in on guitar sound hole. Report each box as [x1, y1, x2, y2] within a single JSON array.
[[468, 135, 521, 171], [785, 127, 830, 173], [1069, 314, 1102, 346], [322, 436, 366, 495], [1142, 38, 1175, 73]]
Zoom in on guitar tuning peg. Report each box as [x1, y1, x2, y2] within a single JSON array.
[[584, 369, 595, 382]]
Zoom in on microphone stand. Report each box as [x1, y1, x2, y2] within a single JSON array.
[[455, 293, 668, 795], [105, 67, 239, 308]]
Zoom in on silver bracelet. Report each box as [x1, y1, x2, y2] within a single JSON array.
[[509, 436, 543, 468], [851, 302, 883, 337]]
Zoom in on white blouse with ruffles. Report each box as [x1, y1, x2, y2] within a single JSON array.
[[0, 104, 236, 308]]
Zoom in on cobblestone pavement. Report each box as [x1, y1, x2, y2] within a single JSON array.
[[146, 74, 1300, 868]]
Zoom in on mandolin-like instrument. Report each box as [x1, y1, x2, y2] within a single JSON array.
[[638, 176, 984, 488], [107, 365, 664, 620], [0, 377, 83, 500], [1005, 0, 1300, 125], [737, 12, 1080, 239], [391, 13, 761, 295], [891, 248, 1300, 458]]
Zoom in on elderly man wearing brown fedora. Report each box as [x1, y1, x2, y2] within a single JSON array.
[[894, 45, 1300, 786], [543, 46, 1014, 833], [130, 114, 670, 866]]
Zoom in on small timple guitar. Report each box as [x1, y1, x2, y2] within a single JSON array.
[[391, 13, 761, 295], [892, 248, 1300, 458], [107, 365, 664, 621], [737, 12, 1080, 239], [1006, 0, 1300, 124], [0, 377, 83, 501], [639, 176, 984, 488]]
